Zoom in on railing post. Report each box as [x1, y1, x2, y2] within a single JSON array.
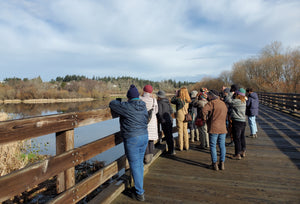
[[56, 129, 75, 193]]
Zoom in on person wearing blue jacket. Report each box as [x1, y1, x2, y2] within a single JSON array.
[[109, 84, 148, 202], [246, 88, 259, 138]]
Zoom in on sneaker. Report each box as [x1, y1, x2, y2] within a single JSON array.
[[232, 154, 241, 160], [247, 134, 255, 138], [241, 151, 246, 158], [226, 141, 234, 147], [219, 162, 225, 170]]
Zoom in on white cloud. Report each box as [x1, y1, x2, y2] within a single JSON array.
[[0, 0, 299, 82]]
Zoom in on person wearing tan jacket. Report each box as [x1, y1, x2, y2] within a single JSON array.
[[202, 90, 228, 171], [171, 87, 191, 151]]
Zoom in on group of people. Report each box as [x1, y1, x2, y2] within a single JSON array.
[[109, 83, 259, 201]]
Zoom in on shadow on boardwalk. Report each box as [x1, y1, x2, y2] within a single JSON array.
[[257, 105, 300, 169], [112, 105, 300, 204]]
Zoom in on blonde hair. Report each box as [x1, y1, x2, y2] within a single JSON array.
[[179, 87, 191, 103], [236, 95, 246, 103]]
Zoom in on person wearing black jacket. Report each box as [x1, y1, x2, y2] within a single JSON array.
[[156, 90, 175, 155]]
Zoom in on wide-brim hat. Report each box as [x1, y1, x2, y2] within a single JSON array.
[[156, 90, 166, 98]]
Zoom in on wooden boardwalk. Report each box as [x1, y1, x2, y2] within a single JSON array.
[[112, 105, 300, 204]]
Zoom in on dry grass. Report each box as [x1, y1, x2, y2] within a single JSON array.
[[0, 112, 28, 177], [0, 142, 28, 176]]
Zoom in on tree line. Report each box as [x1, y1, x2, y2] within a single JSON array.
[[191, 41, 299, 93], [1, 41, 298, 100], [0, 76, 193, 100]]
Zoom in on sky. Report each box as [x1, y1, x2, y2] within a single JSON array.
[[0, 0, 299, 82]]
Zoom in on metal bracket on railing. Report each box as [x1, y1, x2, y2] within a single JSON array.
[[72, 188, 79, 202], [71, 151, 81, 166]]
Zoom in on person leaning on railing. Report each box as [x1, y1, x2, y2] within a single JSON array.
[[109, 84, 148, 202]]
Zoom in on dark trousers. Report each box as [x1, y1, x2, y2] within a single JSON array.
[[145, 140, 154, 155], [162, 122, 174, 153], [232, 120, 246, 155]]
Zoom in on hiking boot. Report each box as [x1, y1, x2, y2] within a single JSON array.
[[232, 154, 241, 160], [132, 192, 145, 202], [219, 161, 225, 170], [211, 163, 219, 171]]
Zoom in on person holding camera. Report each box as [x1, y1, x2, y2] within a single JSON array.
[[109, 84, 148, 201], [225, 87, 247, 160], [171, 87, 191, 151]]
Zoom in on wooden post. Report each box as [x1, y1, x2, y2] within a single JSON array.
[[56, 129, 75, 193]]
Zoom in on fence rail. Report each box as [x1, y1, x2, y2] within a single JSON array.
[[0, 108, 127, 203], [0, 107, 170, 203], [257, 92, 300, 115]]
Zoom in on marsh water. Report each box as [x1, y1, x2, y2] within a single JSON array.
[[1, 99, 177, 166], [0, 99, 125, 165]]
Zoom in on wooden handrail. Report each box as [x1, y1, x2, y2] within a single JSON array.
[[0, 108, 111, 145], [257, 92, 299, 115], [0, 107, 173, 203]]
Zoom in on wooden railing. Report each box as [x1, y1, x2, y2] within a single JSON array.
[[0, 108, 128, 203], [0, 108, 171, 203], [257, 92, 300, 115]]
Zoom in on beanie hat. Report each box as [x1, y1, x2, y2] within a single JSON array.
[[208, 89, 219, 97], [200, 88, 208, 93], [143, 84, 153, 93], [230, 84, 239, 92], [237, 88, 246, 96], [200, 92, 207, 99], [127, 84, 139, 99], [156, 90, 166, 98], [191, 90, 198, 98]]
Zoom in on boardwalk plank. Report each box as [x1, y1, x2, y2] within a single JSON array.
[[112, 105, 300, 203]]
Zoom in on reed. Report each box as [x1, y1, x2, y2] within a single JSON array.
[[0, 142, 28, 176]]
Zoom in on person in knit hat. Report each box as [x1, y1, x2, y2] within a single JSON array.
[[193, 89, 209, 149], [225, 87, 247, 160], [140, 84, 158, 164], [109, 84, 148, 201]]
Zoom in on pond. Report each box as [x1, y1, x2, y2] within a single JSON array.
[[1, 99, 177, 166]]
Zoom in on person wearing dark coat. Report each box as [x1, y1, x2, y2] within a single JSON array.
[[156, 90, 175, 155], [109, 84, 148, 201], [246, 88, 259, 138]]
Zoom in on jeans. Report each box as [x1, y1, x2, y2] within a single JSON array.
[[232, 121, 246, 155], [209, 133, 226, 163], [248, 116, 257, 135], [123, 134, 148, 195]]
